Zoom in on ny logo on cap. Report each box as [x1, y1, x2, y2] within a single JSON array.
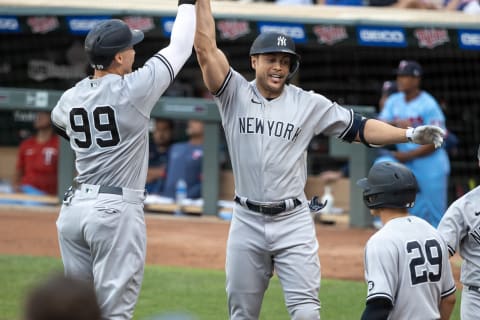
[[277, 36, 287, 47], [399, 60, 408, 70]]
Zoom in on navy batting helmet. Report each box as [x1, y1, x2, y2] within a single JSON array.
[[356, 161, 418, 209], [85, 19, 144, 70], [249, 32, 300, 81]]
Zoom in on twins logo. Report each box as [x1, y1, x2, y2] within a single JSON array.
[[277, 36, 287, 47]]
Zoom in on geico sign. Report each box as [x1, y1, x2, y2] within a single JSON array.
[[360, 30, 404, 42], [0, 18, 18, 30], [69, 19, 105, 32], [461, 33, 480, 46]]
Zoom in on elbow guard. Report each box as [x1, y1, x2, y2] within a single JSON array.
[[361, 298, 393, 320], [178, 0, 196, 5], [341, 112, 375, 147]]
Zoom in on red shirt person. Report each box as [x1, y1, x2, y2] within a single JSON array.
[[14, 111, 59, 195]]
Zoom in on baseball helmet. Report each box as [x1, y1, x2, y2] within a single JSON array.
[[249, 32, 300, 81], [356, 161, 418, 209], [85, 19, 144, 70]]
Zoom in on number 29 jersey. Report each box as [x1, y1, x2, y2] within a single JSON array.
[[52, 54, 173, 190], [364, 216, 456, 320]]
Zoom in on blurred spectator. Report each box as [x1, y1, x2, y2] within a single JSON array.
[[162, 120, 204, 200], [444, 0, 480, 13], [377, 60, 450, 228], [146, 118, 174, 194], [24, 273, 101, 320], [320, 0, 363, 5], [379, 80, 398, 112], [275, 0, 315, 4], [368, 0, 441, 9], [13, 111, 59, 195]]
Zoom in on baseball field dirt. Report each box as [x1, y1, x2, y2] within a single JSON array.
[[0, 206, 461, 282]]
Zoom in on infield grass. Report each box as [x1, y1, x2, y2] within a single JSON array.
[[0, 255, 460, 320]]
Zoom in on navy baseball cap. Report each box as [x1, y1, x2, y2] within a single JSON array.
[[381, 80, 398, 96], [395, 60, 422, 77]]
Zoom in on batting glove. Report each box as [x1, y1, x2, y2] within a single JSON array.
[[406, 125, 445, 149]]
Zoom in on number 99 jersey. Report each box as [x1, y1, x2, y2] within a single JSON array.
[[51, 53, 173, 190], [364, 216, 456, 319]]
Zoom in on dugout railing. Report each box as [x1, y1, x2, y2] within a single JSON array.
[[0, 87, 378, 227], [1, 0, 479, 227], [0, 87, 221, 217]]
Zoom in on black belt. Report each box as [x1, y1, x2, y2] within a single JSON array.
[[73, 183, 123, 195], [234, 196, 301, 215], [468, 286, 480, 294]]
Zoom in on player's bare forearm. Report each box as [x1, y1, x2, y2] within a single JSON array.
[[439, 293, 456, 320], [360, 118, 408, 145], [194, 0, 229, 93], [194, 0, 215, 53]]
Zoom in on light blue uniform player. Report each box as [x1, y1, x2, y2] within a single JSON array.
[[51, 2, 197, 319], [193, 1, 445, 319], [378, 60, 450, 227], [437, 144, 480, 320]]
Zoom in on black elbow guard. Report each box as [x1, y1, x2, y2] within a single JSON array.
[[358, 117, 371, 147], [178, 0, 196, 5], [361, 298, 393, 320], [341, 112, 371, 147]]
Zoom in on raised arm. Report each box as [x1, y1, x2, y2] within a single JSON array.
[[194, 0, 230, 94], [158, 0, 197, 77]]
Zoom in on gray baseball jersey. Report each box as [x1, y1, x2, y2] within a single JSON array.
[[52, 5, 196, 319], [438, 186, 480, 286], [215, 68, 354, 203], [215, 68, 358, 319], [364, 216, 456, 319], [438, 186, 480, 320], [52, 55, 173, 190]]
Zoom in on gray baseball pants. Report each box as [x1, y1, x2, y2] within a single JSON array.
[[56, 184, 146, 320]]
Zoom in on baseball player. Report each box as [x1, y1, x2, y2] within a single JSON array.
[[193, 1, 445, 319], [378, 60, 450, 228], [358, 161, 456, 320], [51, 2, 196, 319], [437, 144, 480, 320]]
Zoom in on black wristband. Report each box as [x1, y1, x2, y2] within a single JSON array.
[[178, 0, 196, 5]]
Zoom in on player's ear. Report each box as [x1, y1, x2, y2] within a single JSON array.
[[112, 53, 122, 66], [250, 55, 257, 70]]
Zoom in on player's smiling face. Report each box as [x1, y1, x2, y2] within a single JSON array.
[[251, 53, 291, 99]]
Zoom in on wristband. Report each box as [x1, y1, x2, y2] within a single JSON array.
[[405, 127, 414, 142], [178, 0, 196, 5]]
